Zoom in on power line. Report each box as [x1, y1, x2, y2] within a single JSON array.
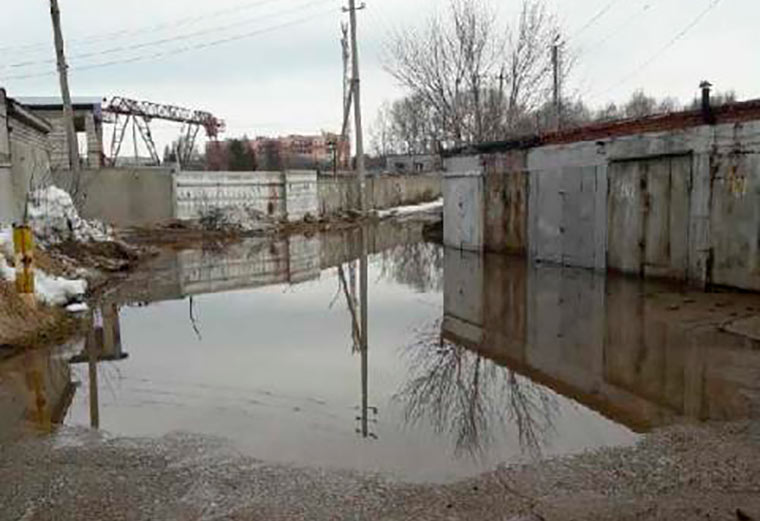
[[579, 1, 652, 57], [570, 0, 623, 41], [1, 8, 338, 82], [0, 0, 286, 54], [592, 0, 724, 100], [0, 0, 333, 71]]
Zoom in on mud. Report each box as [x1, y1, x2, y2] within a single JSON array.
[[0, 281, 82, 353]]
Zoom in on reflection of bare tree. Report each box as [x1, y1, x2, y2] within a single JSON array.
[[378, 243, 444, 293], [395, 320, 559, 459]]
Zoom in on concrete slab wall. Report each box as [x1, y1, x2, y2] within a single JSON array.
[[285, 171, 319, 221], [483, 152, 529, 254], [442, 156, 484, 251], [175, 170, 319, 223], [319, 173, 442, 216], [175, 171, 287, 221], [443, 119, 760, 291], [54, 167, 175, 227]]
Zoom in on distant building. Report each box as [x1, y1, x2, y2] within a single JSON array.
[[252, 133, 349, 170], [206, 132, 349, 171], [0, 89, 53, 223], [386, 154, 442, 174], [16, 96, 105, 170]]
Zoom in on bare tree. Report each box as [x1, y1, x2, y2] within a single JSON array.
[[369, 101, 393, 158], [385, 0, 503, 145], [504, 0, 563, 133], [385, 0, 565, 145], [624, 89, 658, 119]]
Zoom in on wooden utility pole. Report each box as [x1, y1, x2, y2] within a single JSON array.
[[49, 0, 80, 183], [551, 41, 561, 132]]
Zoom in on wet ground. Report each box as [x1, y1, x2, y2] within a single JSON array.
[[2, 220, 760, 518]]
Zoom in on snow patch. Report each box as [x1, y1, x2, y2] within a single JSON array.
[[377, 199, 443, 219], [0, 225, 88, 307], [66, 302, 89, 313], [26, 186, 111, 244]]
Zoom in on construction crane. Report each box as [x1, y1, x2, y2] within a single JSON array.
[[103, 96, 225, 167]]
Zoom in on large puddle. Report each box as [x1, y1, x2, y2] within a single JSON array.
[[2, 221, 760, 482]]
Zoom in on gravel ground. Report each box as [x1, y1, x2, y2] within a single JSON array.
[[1, 422, 759, 521]]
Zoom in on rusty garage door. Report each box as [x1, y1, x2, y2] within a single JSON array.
[[607, 155, 692, 279]]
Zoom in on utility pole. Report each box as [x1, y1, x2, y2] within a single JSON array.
[[340, 22, 352, 171], [551, 39, 561, 132], [48, 0, 81, 185], [343, 1, 369, 412], [344, 0, 367, 212]]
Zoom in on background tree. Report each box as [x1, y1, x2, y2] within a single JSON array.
[[227, 138, 257, 171]]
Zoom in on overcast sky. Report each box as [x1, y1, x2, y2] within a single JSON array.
[[0, 0, 757, 155]]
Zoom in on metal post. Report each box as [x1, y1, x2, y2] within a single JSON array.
[[13, 225, 35, 307]]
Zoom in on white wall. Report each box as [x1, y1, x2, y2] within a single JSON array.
[[174, 170, 318, 223]]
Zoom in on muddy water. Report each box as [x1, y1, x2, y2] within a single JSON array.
[[2, 222, 760, 482]]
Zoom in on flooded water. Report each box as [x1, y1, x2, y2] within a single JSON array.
[[2, 221, 760, 482]]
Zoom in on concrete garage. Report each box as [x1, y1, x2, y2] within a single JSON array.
[[443, 98, 760, 292]]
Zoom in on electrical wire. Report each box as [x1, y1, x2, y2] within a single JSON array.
[[579, 1, 653, 57], [0, 0, 287, 54], [592, 0, 724, 100], [0, 0, 334, 71], [569, 0, 622, 42], [0, 7, 338, 82]]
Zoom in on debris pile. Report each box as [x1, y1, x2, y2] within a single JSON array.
[[197, 205, 277, 233]]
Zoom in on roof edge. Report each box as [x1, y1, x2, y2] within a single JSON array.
[[443, 98, 760, 157], [7, 98, 53, 134]]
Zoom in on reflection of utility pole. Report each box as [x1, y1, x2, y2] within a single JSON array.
[[70, 304, 128, 429], [87, 312, 101, 429], [48, 0, 81, 181], [343, 227, 377, 439], [551, 38, 561, 132], [359, 225, 372, 437]]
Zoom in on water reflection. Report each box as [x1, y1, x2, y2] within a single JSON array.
[[439, 248, 760, 432], [0, 342, 78, 440], [396, 320, 559, 458], [3, 221, 759, 481], [378, 242, 444, 293]]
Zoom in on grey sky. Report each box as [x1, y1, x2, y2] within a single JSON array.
[[0, 0, 757, 154]]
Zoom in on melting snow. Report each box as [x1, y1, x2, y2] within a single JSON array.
[[26, 186, 111, 244], [377, 199, 443, 219], [0, 225, 88, 307]]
